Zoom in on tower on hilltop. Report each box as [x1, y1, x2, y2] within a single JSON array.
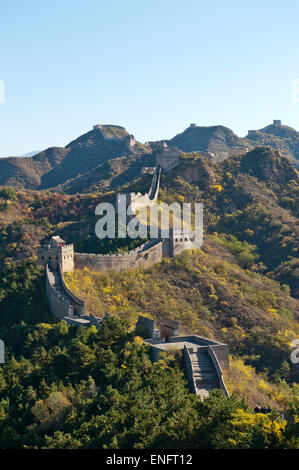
[[37, 236, 74, 273]]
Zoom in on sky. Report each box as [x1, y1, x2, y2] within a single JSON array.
[[1, 0, 299, 157]]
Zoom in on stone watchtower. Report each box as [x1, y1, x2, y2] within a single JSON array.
[[161, 228, 193, 258], [37, 236, 74, 273]]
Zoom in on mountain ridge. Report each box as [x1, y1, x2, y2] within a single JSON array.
[[0, 120, 299, 192]]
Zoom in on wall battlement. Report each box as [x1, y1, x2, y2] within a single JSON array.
[[45, 264, 105, 329], [75, 240, 165, 273]]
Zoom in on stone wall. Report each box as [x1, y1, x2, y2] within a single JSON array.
[[183, 346, 197, 394], [156, 154, 180, 171], [45, 265, 73, 319], [160, 318, 179, 339], [135, 316, 157, 339], [74, 228, 192, 275], [59, 265, 85, 316], [145, 335, 229, 367], [207, 345, 230, 397], [75, 240, 164, 273], [210, 344, 230, 371], [118, 166, 161, 214], [44, 265, 107, 329], [145, 335, 230, 396]]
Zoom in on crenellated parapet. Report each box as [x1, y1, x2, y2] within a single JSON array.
[[74, 240, 164, 273]]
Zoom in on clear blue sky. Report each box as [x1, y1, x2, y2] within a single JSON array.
[[1, 0, 299, 157]]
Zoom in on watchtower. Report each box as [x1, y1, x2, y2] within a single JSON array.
[[93, 124, 103, 130], [168, 229, 192, 257], [37, 236, 74, 273], [273, 120, 282, 127]]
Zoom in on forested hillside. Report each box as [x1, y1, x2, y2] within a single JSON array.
[[0, 144, 298, 448]]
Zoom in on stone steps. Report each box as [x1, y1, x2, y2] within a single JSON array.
[[190, 349, 220, 398]]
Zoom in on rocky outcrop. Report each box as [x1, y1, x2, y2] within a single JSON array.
[[170, 155, 216, 189], [240, 147, 298, 185], [246, 122, 299, 167], [0, 125, 146, 190]]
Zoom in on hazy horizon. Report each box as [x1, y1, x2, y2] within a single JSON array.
[[1, 119, 298, 159]]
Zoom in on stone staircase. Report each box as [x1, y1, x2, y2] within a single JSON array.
[[189, 348, 220, 399]]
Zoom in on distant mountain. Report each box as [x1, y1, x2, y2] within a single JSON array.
[[164, 120, 299, 167], [165, 124, 251, 162], [57, 151, 154, 194], [0, 125, 147, 190], [0, 120, 298, 192], [246, 120, 299, 167]]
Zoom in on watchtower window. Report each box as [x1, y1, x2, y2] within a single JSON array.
[[48, 256, 51, 260], [41, 256, 44, 260], [56, 256, 58, 260], [185, 238, 188, 241]]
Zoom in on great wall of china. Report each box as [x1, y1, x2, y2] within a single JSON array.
[[37, 125, 230, 399]]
